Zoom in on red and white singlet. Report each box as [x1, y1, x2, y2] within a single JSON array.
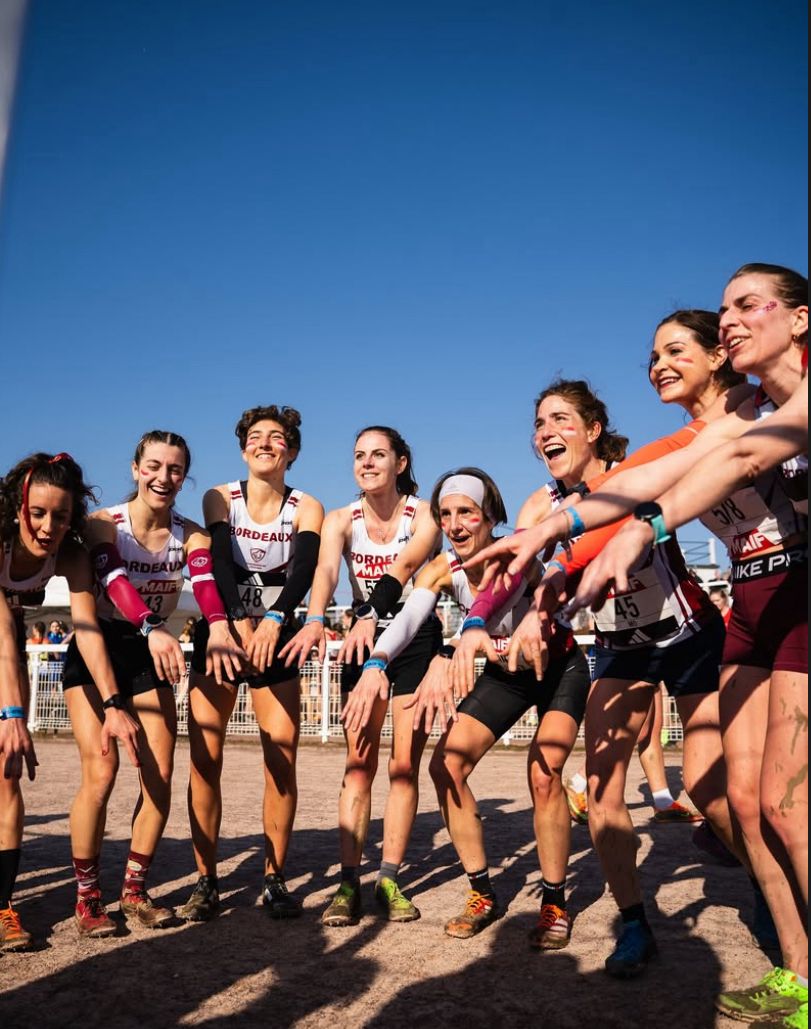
[[95, 504, 186, 621], [0, 541, 58, 614], [345, 496, 421, 627], [228, 481, 301, 617], [545, 479, 711, 651], [445, 551, 535, 658]]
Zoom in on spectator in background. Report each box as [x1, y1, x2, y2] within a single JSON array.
[[178, 617, 197, 644], [28, 621, 46, 645], [708, 586, 732, 629], [47, 620, 65, 645]]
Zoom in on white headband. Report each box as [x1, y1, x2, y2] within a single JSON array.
[[438, 474, 486, 509]]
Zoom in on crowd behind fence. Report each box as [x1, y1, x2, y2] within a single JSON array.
[[25, 640, 686, 747]]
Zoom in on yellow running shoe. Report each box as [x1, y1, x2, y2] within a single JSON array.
[[717, 968, 807, 1022], [564, 782, 588, 824]]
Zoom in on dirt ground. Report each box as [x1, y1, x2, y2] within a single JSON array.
[[1, 738, 774, 1029]]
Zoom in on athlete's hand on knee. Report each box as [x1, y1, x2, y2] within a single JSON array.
[[341, 668, 388, 732], [0, 719, 38, 781], [245, 617, 282, 673], [568, 521, 651, 615], [451, 629, 498, 700], [206, 620, 247, 685], [279, 620, 325, 667], [148, 626, 186, 684], [101, 707, 141, 768], [338, 618, 375, 667]]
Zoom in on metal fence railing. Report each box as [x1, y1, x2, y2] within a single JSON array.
[[25, 640, 684, 746]]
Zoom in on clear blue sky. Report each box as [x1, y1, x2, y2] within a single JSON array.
[[0, 1, 807, 598]]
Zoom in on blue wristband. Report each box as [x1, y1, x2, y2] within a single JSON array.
[[1, 706, 25, 720], [565, 507, 586, 538], [305, 615, 325, 625], [363, 657, 388, 672], [263, 610, 285, 625], [546, 560, 567, 577], [461, 616, 486, 633]]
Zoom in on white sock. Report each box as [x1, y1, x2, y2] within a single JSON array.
[[790, 971, 808, 987], [569, 772, 587, 793], [652, 788, 675, 811]]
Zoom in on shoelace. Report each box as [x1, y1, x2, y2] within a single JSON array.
[[538, 905, 566, 930], [0, 907, 22, 932], [464, 891, 492, 916]]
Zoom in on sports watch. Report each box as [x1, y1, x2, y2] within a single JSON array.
[[139, 613, 165, 637], [354, 603, 379, 622], [633, 502, 671, 544], [102, 694, 126, 711]]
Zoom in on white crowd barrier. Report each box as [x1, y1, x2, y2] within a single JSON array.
[[25, 640, 685, 747]]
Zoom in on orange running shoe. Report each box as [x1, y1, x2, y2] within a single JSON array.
[[528, 903, 572, 950], [653, 801, 702, 824], [444, 890, 497, 939], [0, 905, 33, 951]]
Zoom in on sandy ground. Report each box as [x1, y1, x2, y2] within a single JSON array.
[[0, 738, 774, 1029]]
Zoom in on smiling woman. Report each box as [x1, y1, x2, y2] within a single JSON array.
[[0, 451, 141, 951]]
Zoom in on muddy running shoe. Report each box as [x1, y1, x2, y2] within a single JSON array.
[[180, 876, 221, 922], [717, 968, 807, 1022], [375, 877, 420, 922], [75, 893, 116, 938], [262, 874, 302, 919], [0, 905, 32, 951], [120, 889, 174, 928], [564, 782, 589, 824], [321, 882, 361, 927], [444, 890, 497, 939], [652, 801, 702, 824], [758, 1000, 809, 1029], [528, 903, 572, 950], [604, 920, 657, 979]]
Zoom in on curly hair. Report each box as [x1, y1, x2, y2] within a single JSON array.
[[534, 379, 629, 465], [0, 453, 98, 545], [235, 406, 302, 466]]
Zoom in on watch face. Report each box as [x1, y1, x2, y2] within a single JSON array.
[[635, 501, 662, 522], [145, 614, 164, 626], [355, 604, 375, 620]]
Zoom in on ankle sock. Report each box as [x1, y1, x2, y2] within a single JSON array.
[[0, 848, 21, 909], [541, 878, 566, 909], [620, 903, 649, 929], [341, 865, 360, 887], [467, 868, 494, 898], [378, 861, 400, 884], [73, 854, 101, 899], [652, 788, 676, 811]]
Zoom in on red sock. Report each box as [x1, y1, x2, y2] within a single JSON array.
[[122, 850, 152, 896], [72, 855, 101, 899]]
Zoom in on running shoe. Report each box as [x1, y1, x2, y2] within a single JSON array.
[[692, 820, 741, 867], [652, 800, 702, 824], [528, 903, 572, 950], [375, 877, 420, 922], [759, 1000, 809, 1029], [443, 890, 497, 939], [0, 905, 32, 951], [604, 920, 657, 979], [321, 882, 362, 927], [564, 782, 589, 824], [262, 875, 302, 919], [75, 893, 116, 938], [180, 875, 221, 922], [120, 889, 174, 928], [717, 968, 807, 1022]]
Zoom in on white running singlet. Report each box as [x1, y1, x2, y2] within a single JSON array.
[[228, 481, 302, 617], [95, 504, 186, 621], [445, 551, 535, 656], [0, 542, 58, 612]]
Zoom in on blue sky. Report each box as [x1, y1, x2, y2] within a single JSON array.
[[0, 1, 807, 598]]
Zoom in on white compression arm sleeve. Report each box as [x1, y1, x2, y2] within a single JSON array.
[[372, 587, 439, 664]]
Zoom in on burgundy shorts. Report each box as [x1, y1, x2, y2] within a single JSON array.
[[724, 545, 807, 673]]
